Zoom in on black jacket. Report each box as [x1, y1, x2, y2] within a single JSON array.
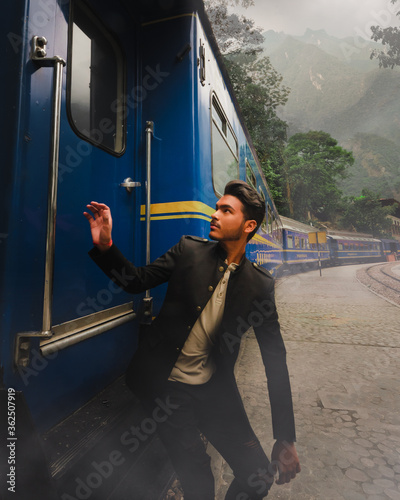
[[89, 235, 296, 441]]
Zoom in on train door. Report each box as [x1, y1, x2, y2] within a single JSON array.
[[329, 238, 338, 262], [15, 0, 142, 369]]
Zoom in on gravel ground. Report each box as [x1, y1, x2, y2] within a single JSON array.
[[356, 262, 400, 308]]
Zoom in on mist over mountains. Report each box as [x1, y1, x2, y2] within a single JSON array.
[[262, 29, 400, 199]]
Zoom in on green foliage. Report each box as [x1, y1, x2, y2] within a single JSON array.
[[340, 189, 395, 236], [370, 0, 400, 68], [204, 0, 263, 55], [224, 56, 290, 205], [262, 30, 400, 201], [339, 134, 400, 199], [283, 131, 354, 221], [206, 1, 290, 206]]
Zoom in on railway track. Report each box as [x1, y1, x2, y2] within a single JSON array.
[[366, 263, 400, 292], [358, 262, 400, 307]]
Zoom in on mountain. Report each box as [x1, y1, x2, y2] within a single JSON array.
[[262, 29, 400, 199]]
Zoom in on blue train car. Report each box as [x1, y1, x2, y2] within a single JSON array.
[[280, 216, 329, 273], [1, 0, 283, 496], [381, 238, 400, 261], [327, 232, 383, 265]]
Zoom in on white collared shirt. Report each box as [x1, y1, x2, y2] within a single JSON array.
[[168, 262, 238, 385]]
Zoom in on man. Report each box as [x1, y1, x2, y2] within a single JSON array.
[[84, 180, 300, 499]]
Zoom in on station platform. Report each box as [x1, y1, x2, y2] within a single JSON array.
[[211, 264, 400, 500]]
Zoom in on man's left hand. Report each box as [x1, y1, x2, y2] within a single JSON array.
[[271, 440, 301, 485]]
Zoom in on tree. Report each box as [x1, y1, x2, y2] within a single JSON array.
[[283, 131, 354, 221], [206, 1, 291, 205], [340, 189, 394, 236], [204, 0, 264, 55], [370, 0, 400, 68], [224, 56, 290, 203]]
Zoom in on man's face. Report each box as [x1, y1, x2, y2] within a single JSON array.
[[209, 194, 251, 242]]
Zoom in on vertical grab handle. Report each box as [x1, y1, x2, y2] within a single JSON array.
[[31, 37, 66, 335], [145, 121, 154, 268], [14, 38, 66, 367], [41, 54, 66, 334], [141, 121, 154, 323]]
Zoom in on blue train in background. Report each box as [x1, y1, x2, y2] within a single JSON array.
[[280, 216, 398, 273], [280, 216, 330, 273], [327, 232, 384, 266], [1, 0, 399, 498]]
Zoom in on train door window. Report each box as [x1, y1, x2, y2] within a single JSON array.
[[211, 95, 239, 195], [68, 0, 125, 154], [258, 190, 267, 232], [267, 205, 273, 234], [287, 235, 293, 248], [300, 238, 305, 249], [271, 212, 276, 236], [246, 161, 256, 189], [295, 236, 300, 248], [338, 242, 343, 250]]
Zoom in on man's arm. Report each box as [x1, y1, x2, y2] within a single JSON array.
[[253, 280, 300, 484], [84, 201, 183, 293]]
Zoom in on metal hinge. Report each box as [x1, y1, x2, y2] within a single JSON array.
[[199, 40, 206, 86]]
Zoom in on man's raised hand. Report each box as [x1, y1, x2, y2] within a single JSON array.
[[83, 202, 113, 251]]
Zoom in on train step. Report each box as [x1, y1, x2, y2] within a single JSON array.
[[41, 376, 176, 500]]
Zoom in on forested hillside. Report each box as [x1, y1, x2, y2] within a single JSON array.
[[262, 29, 400, 199]]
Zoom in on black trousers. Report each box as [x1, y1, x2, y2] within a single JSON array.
[[148, 371, 274, 500]]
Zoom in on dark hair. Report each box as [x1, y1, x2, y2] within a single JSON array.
[[224, 180, 266, 241]]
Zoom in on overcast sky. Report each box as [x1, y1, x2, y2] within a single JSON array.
[[230, 0, 400, 39]]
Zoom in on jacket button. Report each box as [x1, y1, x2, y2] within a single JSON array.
[[208, 286, 214, 292], [187, 325, 191, 330], [196, 306, 202, 312], [219, 266, 224, 272], [176, 347, 181, 352]]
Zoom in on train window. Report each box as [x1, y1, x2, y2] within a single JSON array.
[[246, 161, 256, 189], [277, 227, 283, 246], [211, 95, 239, 195], [287, 235, 294, 248], [259, 190, 267, 232], [267, 205, 273, 234], [295, 237, 300, 248], [212, 101, 225, 133], [227, 128, 237, 155], [68, 0, 125, 154]]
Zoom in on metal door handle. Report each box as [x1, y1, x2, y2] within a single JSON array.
[[120, 178, 141, 193]]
